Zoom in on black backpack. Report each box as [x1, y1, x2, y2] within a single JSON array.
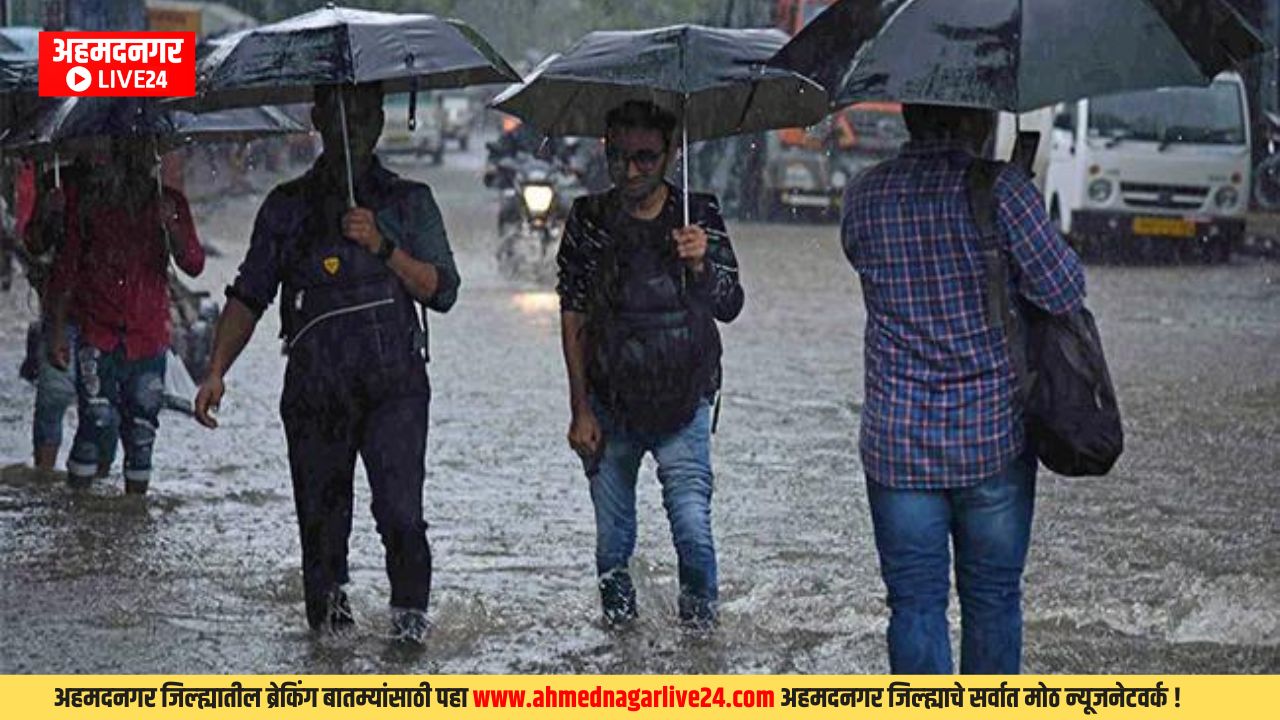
[[582, 195, 721, 436], [967, 160, 1124, 477]]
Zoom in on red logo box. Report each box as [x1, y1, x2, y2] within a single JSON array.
[[39, 31, 195, 97]]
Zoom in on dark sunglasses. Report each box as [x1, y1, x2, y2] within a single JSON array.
[[606, 146, 666, 171]]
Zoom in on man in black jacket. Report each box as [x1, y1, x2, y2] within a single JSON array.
[[195, 84, 460, 645], [557, 100, 745, 630]]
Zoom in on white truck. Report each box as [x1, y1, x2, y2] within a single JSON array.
[[1023, 73, 1251, 262]]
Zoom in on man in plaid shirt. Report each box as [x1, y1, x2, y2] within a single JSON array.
[[842, 104, 1085, 674]]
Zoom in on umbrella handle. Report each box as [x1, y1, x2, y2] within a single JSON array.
[[154, 137, 174, 262], [154, 137, 163, 197], [682, 117, 689, 228], [338, 86, 356, 209], [53, 152, 61, 189], [681, 113, 689, 295]]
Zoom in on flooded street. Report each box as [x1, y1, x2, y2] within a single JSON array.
[[1, 147, 1277, 674]]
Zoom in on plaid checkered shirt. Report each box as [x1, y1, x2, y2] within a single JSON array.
[[842, 141, 1086, 489]]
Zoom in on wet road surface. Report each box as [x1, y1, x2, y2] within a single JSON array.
[[1, 149, 1277, 673]]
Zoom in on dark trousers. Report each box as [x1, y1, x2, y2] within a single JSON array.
[[281, 359, 432, 630]]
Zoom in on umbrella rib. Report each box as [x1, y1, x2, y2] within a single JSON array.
[[545, 83, 584, 137], [841, 0, 917, 105], [732, 78, 761, 135], [341, 19, 355, 86]]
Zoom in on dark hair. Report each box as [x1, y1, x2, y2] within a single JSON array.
[[313, 82, 384, 110], [903, 103, 996, 145], [605, 100, 677, 149]]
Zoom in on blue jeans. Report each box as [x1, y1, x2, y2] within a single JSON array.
[[865, 448, 1037, 674], [33, 322, 118, 463], [588, 398, 717, 625], [69, 346, 165, 486]]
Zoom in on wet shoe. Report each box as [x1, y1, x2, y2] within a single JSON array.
[[390, 608, 429, 645], [124, 480, 148, 496], [678, 594, 718, 634], [326, 587, 355, 633], [599, 569, 638, 627], [66, 474, 92, 490]]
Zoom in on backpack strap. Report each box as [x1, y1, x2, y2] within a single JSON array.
[[966, 159, 1031, 402], [966, 159, 1011, 331]]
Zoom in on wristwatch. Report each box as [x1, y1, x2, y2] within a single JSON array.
[[375, 236, 397, 263]]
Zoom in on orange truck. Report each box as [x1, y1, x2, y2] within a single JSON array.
[[758, 0, 908, 220]]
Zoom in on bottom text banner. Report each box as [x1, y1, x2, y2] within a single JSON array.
[[4, 674, 1277, 719]]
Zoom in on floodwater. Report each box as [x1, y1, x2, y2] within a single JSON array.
[[1, 147, 1277, 674]]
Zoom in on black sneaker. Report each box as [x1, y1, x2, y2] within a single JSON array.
[[326, 587, 356, 633], [599, 569, 638, 627], [390, 608, 429, 645], [124, 479, 148, 496]]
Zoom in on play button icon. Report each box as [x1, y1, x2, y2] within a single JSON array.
[[66, 66, 92, 93]]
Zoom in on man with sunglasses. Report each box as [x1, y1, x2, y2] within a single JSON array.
[[557, 100, 745, 630]]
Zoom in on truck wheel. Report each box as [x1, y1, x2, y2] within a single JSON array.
[[1253, 156, 1280, 210]]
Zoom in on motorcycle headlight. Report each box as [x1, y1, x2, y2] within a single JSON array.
[[1213, 186, 1239, 210], [522, 185, 555, 215], [783, 163, 818, 191], [1088, 178, 1114, 204], [831, 170, 849, 190]]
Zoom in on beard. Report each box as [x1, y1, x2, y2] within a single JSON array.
[[614, 170, 664, 205]]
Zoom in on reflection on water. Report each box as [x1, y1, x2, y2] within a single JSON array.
[[511, 291, 560, 317]]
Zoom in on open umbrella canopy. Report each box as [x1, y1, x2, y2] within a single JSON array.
[[181, 4, 519, 112], [2, 96, 306, 159], [0, 56, 37, 94], [771, 0, 1268, 113], [0, 57, 40, 134], [492, 24, 828, 142]]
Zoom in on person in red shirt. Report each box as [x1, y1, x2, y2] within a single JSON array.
[[22, 157, 121, 475], [46, 138, 205, 494]]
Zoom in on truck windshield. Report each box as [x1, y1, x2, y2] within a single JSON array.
[[1087, 82, 1245, 146]]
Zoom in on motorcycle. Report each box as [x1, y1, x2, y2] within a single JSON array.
[[485, 143, 584, 284]]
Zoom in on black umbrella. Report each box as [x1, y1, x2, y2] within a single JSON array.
[[4, 97, 306, 153], [0, 56, 38, 94], [182, 4, 519, 206], [0, 57, 40, 138], [491, 24, 828, 226], [2, 97, 306, 189], [771, 0, 1268, 113]]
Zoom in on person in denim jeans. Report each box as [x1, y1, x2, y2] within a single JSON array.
[[557, 101, 744, 630], [842, 105, 1085, 673], [21, 161, 119, 474], [46, 140, 205, 494], [29, 320, 119, 474]]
